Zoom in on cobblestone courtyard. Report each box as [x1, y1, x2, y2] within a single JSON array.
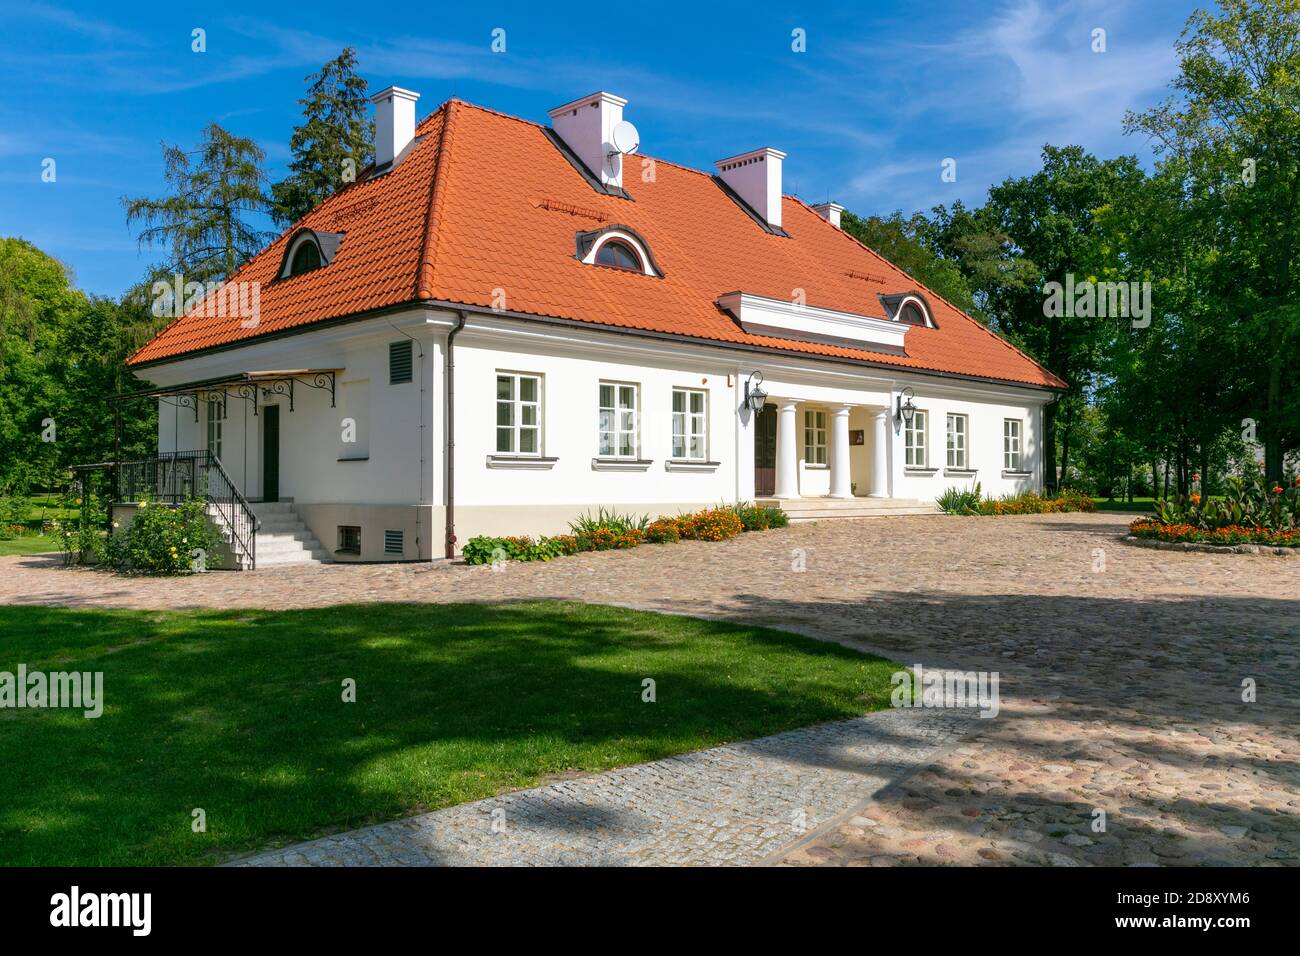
[[5, 511, 1297, 866]]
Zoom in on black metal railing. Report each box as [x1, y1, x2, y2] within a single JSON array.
[[109, 450, 257, 569]]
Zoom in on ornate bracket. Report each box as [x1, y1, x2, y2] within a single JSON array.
[[299, 371, 336, 408]]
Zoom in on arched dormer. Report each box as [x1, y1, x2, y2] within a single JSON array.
[[574, 225, 662, 278], [878, 291, 937, 329], [278, 228, 345, 279]]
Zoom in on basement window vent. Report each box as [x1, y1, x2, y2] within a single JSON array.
[[389, 340, 413, 385], [337, 525, 361, 555], [384, 530, 404, 555]]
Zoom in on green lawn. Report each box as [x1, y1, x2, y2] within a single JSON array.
[[0, 535, 59, 556], [1093, 497, 1158, 513], [0, 601, 899, 866], [0, 493, 77, 556]]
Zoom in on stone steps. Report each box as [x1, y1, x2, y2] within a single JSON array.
[[757, 496, 942, 522], [209, 501, 331, 569]]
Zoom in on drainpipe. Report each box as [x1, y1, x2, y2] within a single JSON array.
[[444, 311, 467, 558]]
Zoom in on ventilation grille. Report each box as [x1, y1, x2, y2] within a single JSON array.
[[389, 340, 413, 384], [384, 530, 404, 555]]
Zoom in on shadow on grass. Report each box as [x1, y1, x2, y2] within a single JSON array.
[[0, 601, 899, 866]]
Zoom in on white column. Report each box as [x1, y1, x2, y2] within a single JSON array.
[[774, 400, 799, 499], [829, 405, 853, 498], [869, 409, 890, 497]]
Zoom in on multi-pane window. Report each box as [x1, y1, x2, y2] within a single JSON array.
[[671, 389, 707, 460], [599, 382, 639, 458], [804, 409, 828, 465], [1004, 419, 1023, 470], [905, 409, 928, 467], [206, 398, 224, 461], [496, 373, 541, 455], [946, 413, 968, 469]]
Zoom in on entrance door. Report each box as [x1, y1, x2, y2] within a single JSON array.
[[262, 405, 280, 502], [754, 403, 777, 497]]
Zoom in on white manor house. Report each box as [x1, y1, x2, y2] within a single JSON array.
[[117, 86, 1064, 566]]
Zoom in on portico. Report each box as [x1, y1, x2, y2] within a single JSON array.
[[759, 397, 892, 501]]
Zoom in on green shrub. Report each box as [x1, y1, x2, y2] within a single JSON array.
[[936, 484, 983, 514], [0, 497, 31, 540], [569, 507, 649, 537], [726, 502, 790, 531], [106, 498, 224, 575], [462, 534, 577, 564]]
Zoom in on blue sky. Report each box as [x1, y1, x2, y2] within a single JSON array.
[[0, 0, 1197, 298]]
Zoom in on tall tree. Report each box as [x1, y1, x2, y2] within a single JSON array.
[[269, 47, 373, 227], [932, 146, 1147, 490], [1125, 0, 1300, 483], [0, 239, 82, 492], [840, 210, 978, 316], [123, 123, 272, 288]]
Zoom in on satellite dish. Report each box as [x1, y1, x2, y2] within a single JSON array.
[[610, 120, 640, 155]]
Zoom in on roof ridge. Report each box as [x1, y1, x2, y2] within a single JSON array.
[[416, 100, 459, 299]]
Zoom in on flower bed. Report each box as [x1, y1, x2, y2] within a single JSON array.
[[462, 503, 787, 565], [936, 483, 1095, 515], [1127, 519, 1300, 548]]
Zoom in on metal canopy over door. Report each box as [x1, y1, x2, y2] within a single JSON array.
[[754, 403, 777, 496], [262, 405, 280, 502]]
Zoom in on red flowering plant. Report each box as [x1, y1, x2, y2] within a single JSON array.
[[1141, 463, 1300, 544]]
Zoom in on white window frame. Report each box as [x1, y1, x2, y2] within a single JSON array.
[[1004, 418, 1023, 471], [671, 388, 708, 461], [496, 372, 542, 456], [946, 413, 968, 469], [804, 409, 828, 465], [905, 409, 928, 467], [599, 381, 639, 459], [206, 398, 224, 462]]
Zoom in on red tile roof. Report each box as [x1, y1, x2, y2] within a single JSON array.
[[128, 100, 1064, 390]]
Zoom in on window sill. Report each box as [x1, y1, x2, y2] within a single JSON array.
[[904, 466, 938, 476], [487, 455, 558, 470], [591, 457, 653, 472], [944, 468, 978, 477], [803, 463, 829, 470], [1002, 469, 1033, 479], [338, 455, 370, 462], [665, 459, 720, 473]]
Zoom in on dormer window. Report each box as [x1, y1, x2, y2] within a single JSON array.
[[879, 292, 937, 329], [575, 225, 661, 277], [595, 239, 642, 272], [289, 239, 322, 276], [278, 228, 345, 279]]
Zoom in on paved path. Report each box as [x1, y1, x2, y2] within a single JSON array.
[[232, 709, 975, 866], [6, 512, 1298, 866]]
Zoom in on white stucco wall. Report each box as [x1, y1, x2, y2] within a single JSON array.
[[144, 306, 1053, 554]]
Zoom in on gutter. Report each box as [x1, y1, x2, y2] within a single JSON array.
[[444, 311, 468, 558]]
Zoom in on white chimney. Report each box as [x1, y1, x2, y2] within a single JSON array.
[[370, 86, 420, 168], [548, 91, 630, 191], [716, 147, 786, 229], [812, 201, 845, 229]]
